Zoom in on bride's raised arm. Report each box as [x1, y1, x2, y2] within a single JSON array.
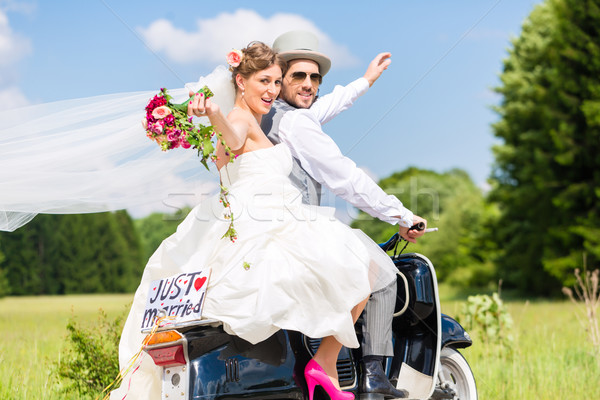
[[187, 91, 248, 151]]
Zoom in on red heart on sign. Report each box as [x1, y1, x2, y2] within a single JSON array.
[[194, 277, 207, 291]]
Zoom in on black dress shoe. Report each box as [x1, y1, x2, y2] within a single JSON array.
[[359, 360, 408, 399]]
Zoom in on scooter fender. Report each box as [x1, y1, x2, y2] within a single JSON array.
[[441, 314, 472, 349], [388, 253, 441, 400]]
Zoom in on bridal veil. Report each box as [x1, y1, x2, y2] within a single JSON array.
[[0, 66, 235, 231]]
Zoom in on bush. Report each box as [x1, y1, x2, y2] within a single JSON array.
[[562, 263, 600, 361], [458, 291, 514, 354], [55, 309, 124, 398]]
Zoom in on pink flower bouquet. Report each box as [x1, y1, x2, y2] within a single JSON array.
[[144, 86, 237, 241], [144, 86, 231, 170]]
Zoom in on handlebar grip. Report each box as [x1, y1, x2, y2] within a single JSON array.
[[409, 222, 425, 231]]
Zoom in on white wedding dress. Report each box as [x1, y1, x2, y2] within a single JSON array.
[[111, 143, 397, 400]]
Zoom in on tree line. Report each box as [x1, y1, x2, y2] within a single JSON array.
[[0, 0, 598, 298], [0, 211, 182, 296]]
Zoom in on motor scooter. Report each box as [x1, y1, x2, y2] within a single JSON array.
[[142, 226, 477, 400]]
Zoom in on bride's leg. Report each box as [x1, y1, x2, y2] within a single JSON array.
[[351, 297, 369, 322], [313, 297, 369, 387]]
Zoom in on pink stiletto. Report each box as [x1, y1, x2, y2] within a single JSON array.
[[304, 359, 355, 400]]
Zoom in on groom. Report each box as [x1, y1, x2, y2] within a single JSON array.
[[261, 31, 426, 399]]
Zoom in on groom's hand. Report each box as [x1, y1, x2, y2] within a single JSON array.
[[398, 215, 427, 243], [363, 52, 392, 87]]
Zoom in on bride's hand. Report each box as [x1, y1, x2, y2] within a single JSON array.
[[188, 90, 220, 117], [187, 90, 247, 151]]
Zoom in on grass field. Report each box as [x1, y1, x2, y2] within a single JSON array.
[[443, 300, 599, 399], [1, 293, 598, 399], [0, 294, 133, 400]]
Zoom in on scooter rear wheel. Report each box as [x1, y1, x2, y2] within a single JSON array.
[[434, 347, 477, 400]]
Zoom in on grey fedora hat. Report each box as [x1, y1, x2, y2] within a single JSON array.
[[272, 30, 331, 76]]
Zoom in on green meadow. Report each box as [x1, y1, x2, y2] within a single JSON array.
[[442, 300, 599, 400], [0, 294, 598, 399], [0, 294, 133, 400]]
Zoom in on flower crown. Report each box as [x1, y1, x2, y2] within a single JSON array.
[[226, 49, 244, 70]]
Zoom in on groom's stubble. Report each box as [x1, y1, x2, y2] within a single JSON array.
[[279, 59, 321, 110]]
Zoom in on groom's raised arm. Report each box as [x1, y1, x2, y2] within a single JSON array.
[[310, 53, 392, 124]]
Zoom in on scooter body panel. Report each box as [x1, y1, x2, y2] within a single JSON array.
[[185, 328, 305, 399], [389, 253, 441, 399], [183, 327, 359, 400]]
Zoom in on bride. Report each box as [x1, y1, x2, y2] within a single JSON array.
[[112, 41, 398, 400]]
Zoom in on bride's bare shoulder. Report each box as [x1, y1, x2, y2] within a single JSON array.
[[225, 107, 257, 141], [228, 106, 250, 118], [226, 107, 252, 125]]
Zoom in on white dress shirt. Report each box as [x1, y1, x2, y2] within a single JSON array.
[[276, 77, 414, 227]]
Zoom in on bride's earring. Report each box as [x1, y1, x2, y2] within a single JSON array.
[[242, 91, 245, 97]]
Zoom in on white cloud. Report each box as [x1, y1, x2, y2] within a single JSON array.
[[0, 86, 28, 109], [138, 9, 359, 69], [0, 9, 30, 67], [0, 0, 36, 14], [0, 8, 30, 106]]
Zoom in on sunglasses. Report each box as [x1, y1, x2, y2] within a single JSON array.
[[289, 71, 323, 85]]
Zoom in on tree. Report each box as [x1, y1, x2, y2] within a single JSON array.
[[0, 211, 144, 295], [489, 0, 600, 294], [0, 244, 8, 297], [134, 208, 190, 262], [113, 211, 145, 291], [0, 216, 49, 295], [49, 213, 143, 293]]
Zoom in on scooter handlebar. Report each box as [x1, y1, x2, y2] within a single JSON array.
[[408, 222, 425, 231], [408, 222, 438, 233]]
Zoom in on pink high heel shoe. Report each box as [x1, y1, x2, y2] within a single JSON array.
[[304, 359, 355, 400]]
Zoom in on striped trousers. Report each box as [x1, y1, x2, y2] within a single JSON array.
[[360, 279, 396, 357]]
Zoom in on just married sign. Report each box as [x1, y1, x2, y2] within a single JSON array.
[[141, 269, 211, 330]]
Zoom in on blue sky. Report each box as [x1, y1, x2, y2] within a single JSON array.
[[0, 0, 542, 216]]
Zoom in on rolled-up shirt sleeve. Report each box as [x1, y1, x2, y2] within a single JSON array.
[[278, 110, 414, 227]]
